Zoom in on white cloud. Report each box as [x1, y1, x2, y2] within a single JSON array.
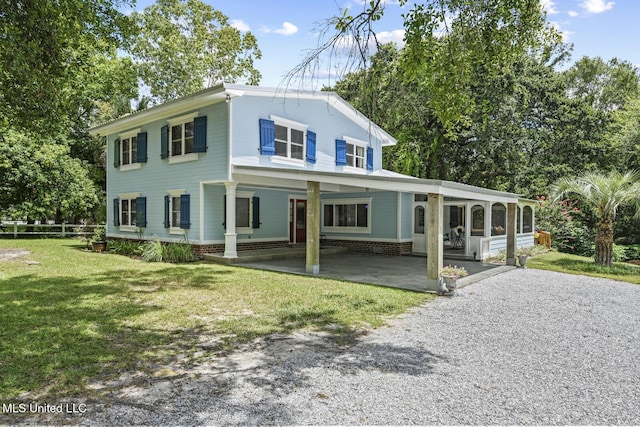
[[581, 0, 614, 14], [550, 21, 573, 42], [269, 22, 298, 36], [230, 19, 251, 32], [540, 0, 559, 14], [375, 29, 405, 47], [568, 10, 579, 17]]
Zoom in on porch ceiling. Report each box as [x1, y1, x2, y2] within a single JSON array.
[[231, 165, 521, 203]]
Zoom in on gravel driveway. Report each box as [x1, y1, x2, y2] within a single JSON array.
[[62, 269, 640, 424]]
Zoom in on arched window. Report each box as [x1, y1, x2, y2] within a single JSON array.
[[471, 205, 485, 236], [491, 203, 506, 236], [523, 206, 533, 233]]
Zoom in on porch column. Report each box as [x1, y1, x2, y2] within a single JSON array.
[[223, 182, 238, 258], [506, 202, 517, 266], [306, 181, 320, 275], [426, 193, 444, 292]]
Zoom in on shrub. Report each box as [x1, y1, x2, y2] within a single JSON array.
[[624, 244, 640, 261], [141, 238, 195, 263], [535, 196, 592, 255], [108, 240, 144, 256]]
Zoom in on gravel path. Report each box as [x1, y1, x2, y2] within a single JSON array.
[[56, 269, 640, 424]]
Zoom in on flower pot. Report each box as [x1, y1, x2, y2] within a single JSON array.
[[518, 255, 528, 268], [442, 275, 458, 292], [92, 241, 107, 252]]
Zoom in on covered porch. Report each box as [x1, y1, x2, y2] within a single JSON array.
[[214, 165, 529, 293]]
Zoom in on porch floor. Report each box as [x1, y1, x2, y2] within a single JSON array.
[[202, 246, 348, 264], [208, 249, 512, 292]]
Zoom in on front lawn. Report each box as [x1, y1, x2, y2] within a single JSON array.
[[0, 239, 431, 399], [527, 250, 640, 284]]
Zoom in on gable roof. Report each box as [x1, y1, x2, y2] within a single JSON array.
[[89, 83, 397, 146]]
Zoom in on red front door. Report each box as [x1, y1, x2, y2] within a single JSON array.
[[289, 199, 307, 243]]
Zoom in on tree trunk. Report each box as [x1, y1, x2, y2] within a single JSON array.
[[594, 218, 614, 267]]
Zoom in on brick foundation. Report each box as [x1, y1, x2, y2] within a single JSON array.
[[323, 239, 412, 256]]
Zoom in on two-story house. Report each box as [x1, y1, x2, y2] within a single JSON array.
[[90, 83, 535, 292]]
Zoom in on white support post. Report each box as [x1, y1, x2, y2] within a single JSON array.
[[223, 182, 238, 258]]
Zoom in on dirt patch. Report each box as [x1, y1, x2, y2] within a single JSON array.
[[0, 248, 30, 261]]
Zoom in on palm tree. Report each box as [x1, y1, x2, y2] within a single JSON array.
[[552, 170, 640, 267]]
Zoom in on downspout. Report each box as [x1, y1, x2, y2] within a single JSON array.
[[226, 93, 233, 181]]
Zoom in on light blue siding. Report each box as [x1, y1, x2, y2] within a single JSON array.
[[230, 95, 384, 173], [400, 193, 413, 240], [106, 102, 228, 242]]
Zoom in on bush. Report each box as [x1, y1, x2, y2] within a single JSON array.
[[141, 238, 195, 263], [108, 240, 144, 256], [624, 244, 640, 261], [535, 196, 593, 255]]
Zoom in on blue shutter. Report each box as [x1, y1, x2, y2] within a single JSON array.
[[306, 130, 316, 164], [136, 132, 148, 163], [113, 198, 120, 226], [366, 146, 374, 171], [259, 119, 275, 155], [161, 125, 169, 159], [193, 116, 207, 153], [252, 197, 260, 229], [180, 194, 190, 229], [136, 197, 147, 227], [164, 195, 170, 228], [113, 138, 120, 168], [335, 139, 347, 166]]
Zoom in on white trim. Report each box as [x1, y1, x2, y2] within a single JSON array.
[[117, 192, 141, 199], [199, 182, 205, 243], [319, 236, 413, 243], [168, 153, 200, 164], [167, 112, 199, 126], [119, 128, 141, 139], [119, 163, 142, 172], [119, 225, 139, 233], [169, 227, 186, 235], [271, 156, 305, 167], [342, 166, 367, 174], [343, 136, 368, 147], [167, 189, 186, 197], [270, 114, 309, 131]]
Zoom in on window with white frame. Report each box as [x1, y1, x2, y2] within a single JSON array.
[[119, 194, 139, 227], [165, 189, 189, 233], [171, 121, 194, 157], [346, 143, 365, 168], [236, 191, 255, 233], [322, 198, 371, 232], [272, 116, 307, 161], [121, 135, 137, 166]]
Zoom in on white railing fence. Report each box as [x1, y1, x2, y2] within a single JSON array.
[[0, 222, 102, 239]]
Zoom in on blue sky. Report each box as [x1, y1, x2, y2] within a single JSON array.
[[127, 0, 639, 87]]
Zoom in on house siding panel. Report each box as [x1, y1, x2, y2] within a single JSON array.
[[230, 95, 383, 173], [106, 102, 228, 242]]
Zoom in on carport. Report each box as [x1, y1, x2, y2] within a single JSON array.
[[209, 249, 512, 292]]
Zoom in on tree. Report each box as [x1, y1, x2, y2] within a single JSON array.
[[0, 130, 100, 222], [0, 0, 136, 134], [290, 0, 558, 134], [131, 0, 262, 103], [551, 171, 640, 266]]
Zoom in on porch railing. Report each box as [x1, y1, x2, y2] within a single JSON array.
[[0, 222, 100, 239]]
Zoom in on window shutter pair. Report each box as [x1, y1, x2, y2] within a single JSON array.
[[112, 197, 147, 227], [114, 133, 148, 167], [222, 195, 260, 229], [259, 119, 316, 163], [335, 139, 374, 170], [164, 194, 190, 229], [162, 117, 207, 158]]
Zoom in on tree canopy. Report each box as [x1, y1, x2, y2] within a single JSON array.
[[131, 0, 262, 103]]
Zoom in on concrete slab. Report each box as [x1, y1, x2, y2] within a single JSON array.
[[238, 253, 510, 292]]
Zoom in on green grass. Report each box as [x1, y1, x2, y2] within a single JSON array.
[[527, 250, 640, 284], [0, 239, 431, 399]]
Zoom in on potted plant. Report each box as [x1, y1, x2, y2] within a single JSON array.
[[91, 224, 107, 252], [516, 248, 530, 268], [441, 265, 469, 292]]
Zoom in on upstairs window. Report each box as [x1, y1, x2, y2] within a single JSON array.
[[346, 143, 365, 169], [259, 116, 313, 163], [113, 129, 147, 170], [161, 114, 207, 163], [275, 124, 304, 160], [336, 137, 374, 171]]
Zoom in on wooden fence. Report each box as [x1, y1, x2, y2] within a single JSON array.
[[0, 223, 101, 239]]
